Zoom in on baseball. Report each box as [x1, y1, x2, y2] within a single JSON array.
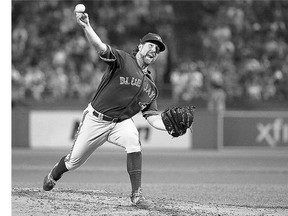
[[75, 4, 85, 13]]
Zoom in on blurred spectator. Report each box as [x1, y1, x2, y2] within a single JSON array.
[[207, 67, 226, 112], [12, 20, 28, 61], [23, 66, 46, 101], [12, 66, 25, 103], [46, 67, 68, 99], [171, 62, 204, 102]]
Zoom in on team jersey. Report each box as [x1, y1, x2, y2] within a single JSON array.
[[90, 45, 159, 121]]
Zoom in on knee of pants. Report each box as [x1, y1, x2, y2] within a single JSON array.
[[118, 132, 141, 154], [64, 154, 86, 171]]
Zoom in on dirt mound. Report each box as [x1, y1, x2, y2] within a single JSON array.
[[12, 187, 287, 216]]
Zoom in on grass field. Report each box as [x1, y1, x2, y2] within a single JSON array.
[[12, 147, 288, 215]]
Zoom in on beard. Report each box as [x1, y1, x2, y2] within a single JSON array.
[[136, 49, 158, 70], [143, 53, 156, 65]]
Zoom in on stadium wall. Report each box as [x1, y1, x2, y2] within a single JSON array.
[[12, 108, 288, 149], [12, 108, 29, 148]]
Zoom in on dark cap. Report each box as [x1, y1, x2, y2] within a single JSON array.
[[140, 33, 166, 52]]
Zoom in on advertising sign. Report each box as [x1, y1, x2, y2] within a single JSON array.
[[30, 110, 191, 149], [223, 111, 288, 147]]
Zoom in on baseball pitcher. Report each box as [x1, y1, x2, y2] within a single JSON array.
[[43, 7, 195, 209]]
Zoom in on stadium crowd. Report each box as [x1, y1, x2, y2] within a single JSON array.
[[12, 0, 288, 109]]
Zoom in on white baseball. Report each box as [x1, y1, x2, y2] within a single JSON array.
[[75, 4, 85, 13]]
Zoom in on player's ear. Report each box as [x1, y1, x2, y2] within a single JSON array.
[[138, 43, 143, 50]]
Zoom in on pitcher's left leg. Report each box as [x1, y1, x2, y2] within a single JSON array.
[[108, 119, 154, 209]]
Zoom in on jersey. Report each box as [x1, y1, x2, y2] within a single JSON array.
[[90, 45, 159, 121]]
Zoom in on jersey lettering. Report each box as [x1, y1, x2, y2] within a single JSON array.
[[120, 76, 141, 87], [144, 83, 156, 99], [131, 77, 142, 87], [119, 76, 130, 85]]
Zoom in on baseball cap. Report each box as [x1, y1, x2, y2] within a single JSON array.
[[140, 33, 166, 52]]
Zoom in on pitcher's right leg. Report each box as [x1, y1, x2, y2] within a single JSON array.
[[43, 105, 113, 191], [43, 156, 68, 191]]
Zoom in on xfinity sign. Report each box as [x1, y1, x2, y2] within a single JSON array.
[[256, 118, 288, 147], [223, 112, 288, 147]]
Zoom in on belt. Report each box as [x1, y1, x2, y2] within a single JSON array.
[[93, 111, 119, 123]]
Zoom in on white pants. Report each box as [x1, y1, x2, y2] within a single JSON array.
[[64, 104, 141, 170]]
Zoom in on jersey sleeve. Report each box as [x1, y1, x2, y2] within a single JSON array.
[[142, 100, 158, 119], [99, 44, 117, 63], [99, 44, 129, 73]]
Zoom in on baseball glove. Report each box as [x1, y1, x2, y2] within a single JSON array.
[[161, 106, 195, 137]]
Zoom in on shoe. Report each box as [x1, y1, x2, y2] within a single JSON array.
[[43, 172, 56, 191], [130, 188, 154, 209]]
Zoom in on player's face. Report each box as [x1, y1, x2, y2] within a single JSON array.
[[139, 42, 160, 65]]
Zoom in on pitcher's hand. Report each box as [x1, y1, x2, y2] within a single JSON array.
[[75, 12, 89, 28]]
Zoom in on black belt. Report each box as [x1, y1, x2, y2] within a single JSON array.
[[93, 111, 119, 123]]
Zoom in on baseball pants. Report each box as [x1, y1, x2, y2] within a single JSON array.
[[64, 103, 141, 170]]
